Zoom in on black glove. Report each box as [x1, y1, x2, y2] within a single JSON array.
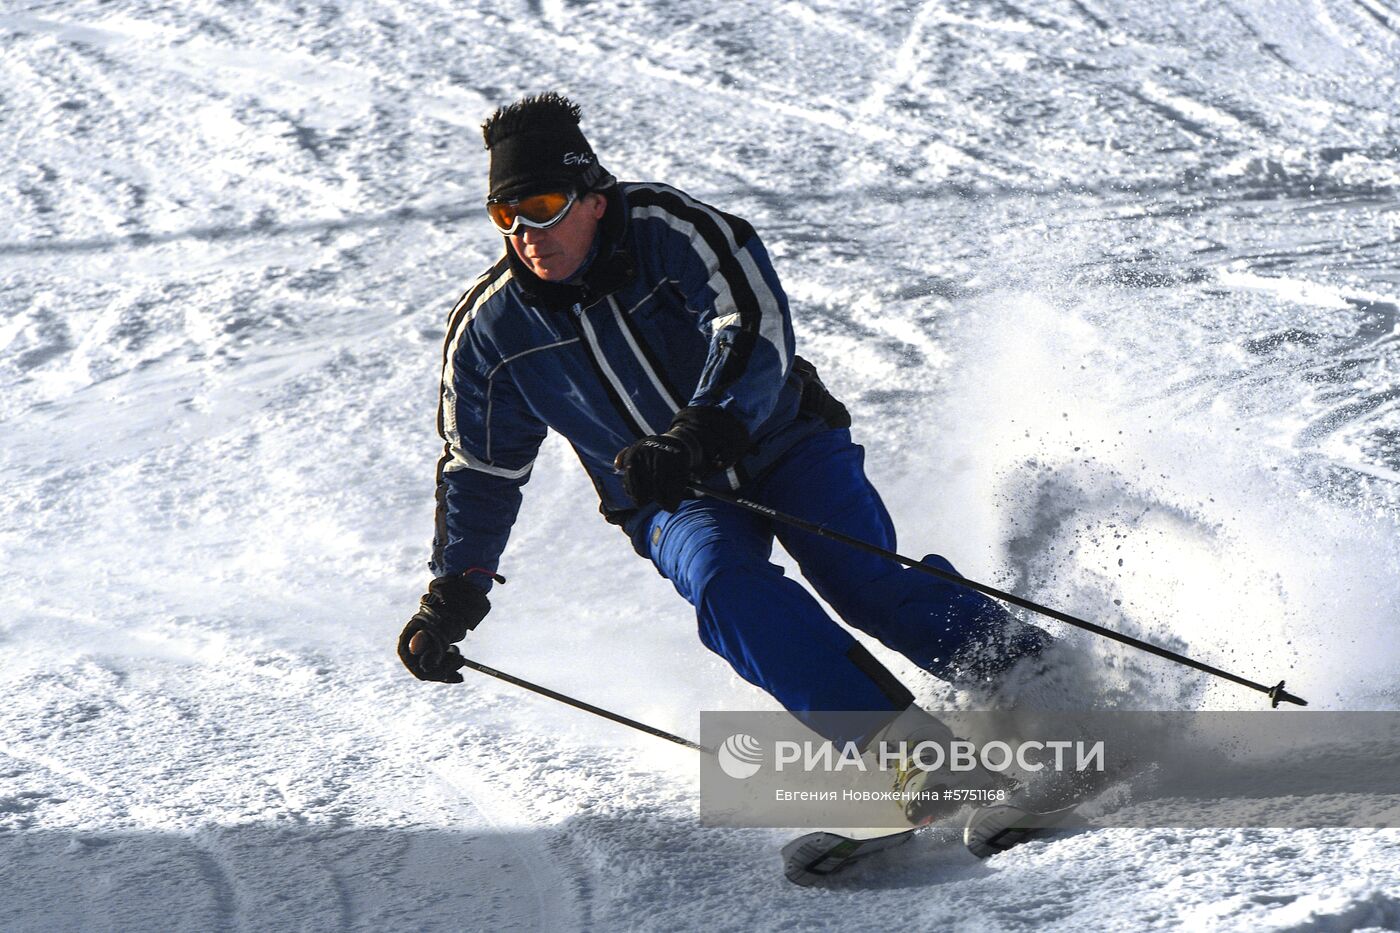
[[614, 406, 749, 511], [397, 575, 491, 683], [614, 434, 693, 511]]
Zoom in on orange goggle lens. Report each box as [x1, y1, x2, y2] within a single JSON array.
[[486, 191, 576, 234]]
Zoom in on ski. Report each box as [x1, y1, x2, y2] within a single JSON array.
[[781, 827, 916, 886], [963, 803, 1084, 859]]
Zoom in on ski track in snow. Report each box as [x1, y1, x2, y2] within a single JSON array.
[[2, 0, 1400, 929], [0, 626, 584, 932]]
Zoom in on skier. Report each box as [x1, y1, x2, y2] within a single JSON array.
[[396, 93, 1052, 825]]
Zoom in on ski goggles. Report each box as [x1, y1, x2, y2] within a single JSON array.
[[485, 190, 578, 235]]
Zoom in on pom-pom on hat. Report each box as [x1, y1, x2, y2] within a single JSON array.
[[482, 92, 615, 201]]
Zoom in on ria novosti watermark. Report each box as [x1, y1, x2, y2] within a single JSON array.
[[701, 711, 1400, 829], [718, 732, 1104, 779]]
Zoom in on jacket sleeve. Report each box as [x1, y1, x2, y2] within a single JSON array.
[[430, 314, 547, 585], [628, 184, 795, 434]]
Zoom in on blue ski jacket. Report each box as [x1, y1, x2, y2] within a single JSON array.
[[430, 181, 842, 581]]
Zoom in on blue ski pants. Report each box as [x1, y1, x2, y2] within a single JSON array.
[[639, 427, 1050, 743]]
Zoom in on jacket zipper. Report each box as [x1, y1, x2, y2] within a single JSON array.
[[569, 302, 652, 438]]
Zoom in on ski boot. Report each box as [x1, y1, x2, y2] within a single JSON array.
[[872, 704, 1015, 827]]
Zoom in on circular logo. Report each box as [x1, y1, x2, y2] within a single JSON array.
[[717, 733, 764, 779]]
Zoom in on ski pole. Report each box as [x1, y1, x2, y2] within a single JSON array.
[[687, 485, 1308, 709], [448, 647, 714, 754]]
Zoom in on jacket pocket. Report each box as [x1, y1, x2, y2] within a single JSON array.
[[793, 356, 852, 429]]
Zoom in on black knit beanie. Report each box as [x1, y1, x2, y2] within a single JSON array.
[[482, 93, 615, 201]]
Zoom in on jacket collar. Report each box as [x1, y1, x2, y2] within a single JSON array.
[[505, 187, 635, 312]]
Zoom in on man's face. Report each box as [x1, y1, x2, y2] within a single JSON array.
[[509, 191, 607, 282]]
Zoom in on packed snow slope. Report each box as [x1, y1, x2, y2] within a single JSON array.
[[2, 0, 1400, 929]]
